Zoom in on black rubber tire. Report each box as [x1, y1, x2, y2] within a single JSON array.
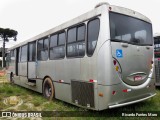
[[10, 73, 14, 83], [43, 77, 54, 100]]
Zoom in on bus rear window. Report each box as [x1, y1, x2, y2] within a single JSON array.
[[109, 12, 153, 46]]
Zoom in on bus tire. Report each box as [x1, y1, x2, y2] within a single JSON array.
[[43, 77, 54, 100]]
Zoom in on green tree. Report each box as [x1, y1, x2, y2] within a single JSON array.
[[0, 28, 18, 67]]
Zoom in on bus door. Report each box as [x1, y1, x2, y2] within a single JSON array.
[[15, 48, 19, 76], [109, 12, 153, 86], [28, 41, 37, 78]]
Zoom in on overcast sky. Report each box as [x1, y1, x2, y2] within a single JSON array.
[[0, 0, 160, 48]]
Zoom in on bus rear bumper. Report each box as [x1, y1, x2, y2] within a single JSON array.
[[108, 93, 156, 109]]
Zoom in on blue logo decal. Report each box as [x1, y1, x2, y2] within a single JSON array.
[[116, 49, 123, 58]]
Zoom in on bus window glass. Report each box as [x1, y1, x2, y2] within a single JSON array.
[[67, 24, 85, 57], [78, 25, 85, 41], [68, 27, 76, 43], [43, 38, 49, 60], [18, 47, 21, 62], [58, 32, 65, 58], [135, 30, 147, 44], [53, 46, 65, 59], [77, 25, 85, 56], [122, 34, 131, 42], [110, 12, 153, 45], [37, 38, 48, 61], [44, 38, 49, 49], [77, 42, 85, 56], [21, 45, 27, 62], [50, 34, 57, 60], [50, 32, 65, 59], [29, 42, 36, 61], [67, 43, 76, 57], [37, 39, 43, 60], [58, 32, 65, 45], [50, 35, 57, 47], [87, 19, 100, 56], [29, 43, 33, 61]]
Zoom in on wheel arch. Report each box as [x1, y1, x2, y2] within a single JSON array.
[[42, 75, 55, 98], [42, 75, 54, 85]]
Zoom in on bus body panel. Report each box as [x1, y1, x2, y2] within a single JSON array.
[[97, 41, 121, 85], [36, 61, 52, 79], [111, 42, 153, 86], [54, 82, 71, 103], [96, 8, 121, 86], [26, 78, 43, 93], [18, 62, 27, 77], [13, 76, 20, 85], [64, 58, 81, 83], [80, 56, 98, 82], [97, 82, 155, 110], [20, 76, 29, 88], [28, 62, 36, 78]]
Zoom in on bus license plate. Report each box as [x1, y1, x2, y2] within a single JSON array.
[[134, 76, 142, 81]]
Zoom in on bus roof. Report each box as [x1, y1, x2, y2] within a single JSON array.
[[8, 2, 151, 50]]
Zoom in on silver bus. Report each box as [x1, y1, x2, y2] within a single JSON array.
[[6, 2, 156, 110], [154, 33, 160, 86]]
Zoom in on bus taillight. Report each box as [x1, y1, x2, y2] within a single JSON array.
[[113, 60, 116, 65], [123, 89, 131, 93], [112, 91, 116, 95], [89, 79, 97, 83], [113, 58, 122, 77], [89, 79, 94, 82], [115, 66, 119, 71]]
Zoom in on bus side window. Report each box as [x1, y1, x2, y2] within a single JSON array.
[[57, 32, 65, 58], [50, 34, 58, 59], [67, 24, 85, 57], [43, 38, 49, 60], [67, 27, 76, 57], [29, 42, 36, 61], [87, 18, 100, 56], [77, 25, 85, 56], [18, 47, 21, 62], [49, 31, 65, 60], [37, 38, 49, 61], [21, 45, 28, 62]]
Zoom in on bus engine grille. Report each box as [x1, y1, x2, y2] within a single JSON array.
[[155, 60, 160, 84], [71, 80, 95, 108]]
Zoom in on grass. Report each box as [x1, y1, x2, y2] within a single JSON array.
[[0, 75, 7, 83], [0, 75, 160, 119]]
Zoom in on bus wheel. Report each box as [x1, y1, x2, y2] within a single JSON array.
[[10, 73, 14, 83], [43, 77, 54, 100]]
